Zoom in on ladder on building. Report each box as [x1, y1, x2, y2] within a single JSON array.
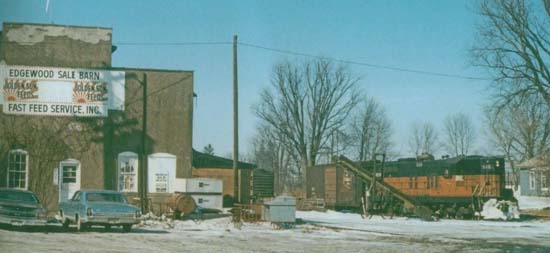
[[333, 155, 435, 221]]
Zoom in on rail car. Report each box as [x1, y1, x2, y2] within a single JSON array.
[[307, 155, 515, 218]]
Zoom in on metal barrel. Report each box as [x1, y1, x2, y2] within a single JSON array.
[[168, 193, 197, 214]]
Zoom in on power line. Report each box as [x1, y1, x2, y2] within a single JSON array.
[[238, 42, 489, 81], [3, 38, 488, 80], [124, 74, 193, 107]]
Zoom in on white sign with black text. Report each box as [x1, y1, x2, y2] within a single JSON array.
[[0, 64, 125, 117]]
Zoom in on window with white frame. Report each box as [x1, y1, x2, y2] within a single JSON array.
[[118, 152, 138, 192], [529, 171, 536, 190], [7, 150, 28, 189], [62, 166, 77, 183]]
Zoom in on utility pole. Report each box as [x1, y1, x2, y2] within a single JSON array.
[[140, 73, 148, 213], [233, 35, 240, 205]]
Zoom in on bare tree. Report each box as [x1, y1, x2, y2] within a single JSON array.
[[485, 94, 550, 187], [350, 98, 393, 161], [0, 116, 99, 211], [408, 122, 438, 156], [254, 59, 361, 184], [472, 0, 550, 107], [443, 113, 476, 156], [250, 124, 299, 194]]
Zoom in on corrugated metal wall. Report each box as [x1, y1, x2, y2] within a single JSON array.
[[252, 169, 274, 199]]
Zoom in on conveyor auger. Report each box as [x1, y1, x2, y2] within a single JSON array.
[[333, 155, 436, 221]]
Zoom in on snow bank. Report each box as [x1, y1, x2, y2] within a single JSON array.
[[480, 199, 520, 220], [517, 196, 550, 210], [512, 188, 550, 210], [297, 210, 550, 240]]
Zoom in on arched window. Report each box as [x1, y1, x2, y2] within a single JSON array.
[[118, 152, 138, 192], [7, 149, 29, 189]]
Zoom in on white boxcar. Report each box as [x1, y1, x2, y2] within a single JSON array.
[[190, 194, 223, 211], [174, 178, 223, 194]]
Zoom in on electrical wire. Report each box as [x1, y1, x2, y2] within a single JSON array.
[[238, 42, 489, 81], [2, 39, 488, 80], [124, 74, 193, 107]]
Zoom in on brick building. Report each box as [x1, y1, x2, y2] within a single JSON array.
[[0, 22, 194, 212], [0, 22, 273, 213]]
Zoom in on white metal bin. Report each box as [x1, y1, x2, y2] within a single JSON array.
[[263, 195, 296, 223]]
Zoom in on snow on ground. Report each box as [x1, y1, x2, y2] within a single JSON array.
[[514, 187, 550, 210], [1, 211, 550, 252], [517, 195, 550, 210], [298, 211, 550, 242]]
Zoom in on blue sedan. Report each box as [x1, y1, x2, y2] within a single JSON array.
[[0, 188, 48, 227], [58, 190, 141, 232]]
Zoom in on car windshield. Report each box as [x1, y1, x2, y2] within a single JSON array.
[[86, 193, 127, 203], [0, 190, 38, 203]]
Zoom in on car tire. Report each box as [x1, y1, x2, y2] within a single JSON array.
[[62, 218, 70, 229], [76, 215, 84, 231], [122, 224, 132, 232], [60, 211, 70, 229]]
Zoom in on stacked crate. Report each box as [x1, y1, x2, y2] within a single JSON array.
[[174, 178, 223, 211]]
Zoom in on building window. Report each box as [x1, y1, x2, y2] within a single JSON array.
[[7, 150, 28, 189], [541, 173, 548, 191], [118, 152, 138, 192], [155, 173, 168, 193], [62, 166, 77, 183], [530, 171, 536, 190]]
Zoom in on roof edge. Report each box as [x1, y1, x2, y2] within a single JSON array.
[[3, 22, 112, 31]]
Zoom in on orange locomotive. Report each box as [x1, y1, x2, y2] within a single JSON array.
[[308, 155, 515, 217], [381, 155, 512, 209]]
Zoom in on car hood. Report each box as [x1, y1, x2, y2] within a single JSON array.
[[87, 202, 138, 213], [0, 199, 42, 210]]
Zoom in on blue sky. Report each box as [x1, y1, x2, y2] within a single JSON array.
[[0, 0, 493, 157]]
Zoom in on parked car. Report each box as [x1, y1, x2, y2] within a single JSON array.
[[58, 190, 141, 232], [0, 188, 48, 227]]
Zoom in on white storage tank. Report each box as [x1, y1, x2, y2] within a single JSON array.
[[174, 178, 223, 194], [147, 153, 177, 193], [263, 195, 296, 223]]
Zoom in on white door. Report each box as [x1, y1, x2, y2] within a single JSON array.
[[58, 159, 81, 202], [148, 153, 176, 193]]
